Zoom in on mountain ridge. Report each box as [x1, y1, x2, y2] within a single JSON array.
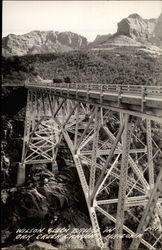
[[92, 13, 162, 49], [2, 13, 162, 56], [2, 30, 88, 57]]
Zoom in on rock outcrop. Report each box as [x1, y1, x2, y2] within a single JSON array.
[[2, 13, 162, 56], [2, 244, 25, 250], [88, 34, 112, 48], [2, 242, 57, 250], [155, 13, 162, 40], [154, 13, 162, 47], [2, 31, 88, 56], [90, 13, 162, 49], [94, 34, 141, 48], [117, 13, 157, 40], [27, 241, 57, 249]]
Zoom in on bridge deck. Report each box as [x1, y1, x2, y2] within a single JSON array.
[[25, 80, 162, 120]]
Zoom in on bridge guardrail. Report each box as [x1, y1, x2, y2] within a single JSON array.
[[25, 80, 162, 98]]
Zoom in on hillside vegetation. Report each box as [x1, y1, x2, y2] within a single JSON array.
[[2, 47, 162, 86]]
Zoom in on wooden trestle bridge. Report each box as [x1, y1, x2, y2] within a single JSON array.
[[19, 78, 162, 249]]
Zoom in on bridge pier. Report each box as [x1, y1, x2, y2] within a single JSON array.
[[51, 160, 58, 172], [17, 163, 26, 186]]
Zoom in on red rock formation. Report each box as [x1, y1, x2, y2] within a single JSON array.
[[2, 31, 88, 56]]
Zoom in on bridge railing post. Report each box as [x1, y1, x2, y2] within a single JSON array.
[[87, 83, 90, 101], [118, 85, 122, 106], [67, 82, 70, 97], [76, 83, 78, 98], [53, 81, 56, 94], [60, 81, 63, 95], [100, 84, 103, 104], [141, 86, 146, 112]]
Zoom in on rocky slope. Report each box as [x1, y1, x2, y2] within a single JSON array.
[[155, 13, 162, 40], [2, 31, 88, 56], [92, 34, 142, 48], [92, 13, 162, 49], [88, 34, 112, 48], [117, 13, 157, 40]]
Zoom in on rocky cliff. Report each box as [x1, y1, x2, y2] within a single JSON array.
[[2, 13, 162, 56], [2, 31, 88, 56], [88, 34, 112, 48], [155, 13, 162, 40], [117, 13, 157, 40], [153, 13, 162, 48], [91, 13, 162, 49]]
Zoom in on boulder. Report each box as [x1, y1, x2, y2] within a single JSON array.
[[27, 241, 57, 250], [2, 244, 25, 250]]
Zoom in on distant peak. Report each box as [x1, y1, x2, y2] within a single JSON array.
[[128, 13, 142, 19]]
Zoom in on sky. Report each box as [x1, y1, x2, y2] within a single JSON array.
[[2, 1, 162, 42]]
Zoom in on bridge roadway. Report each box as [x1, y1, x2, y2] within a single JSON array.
[[25, 80, 162, 121]]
